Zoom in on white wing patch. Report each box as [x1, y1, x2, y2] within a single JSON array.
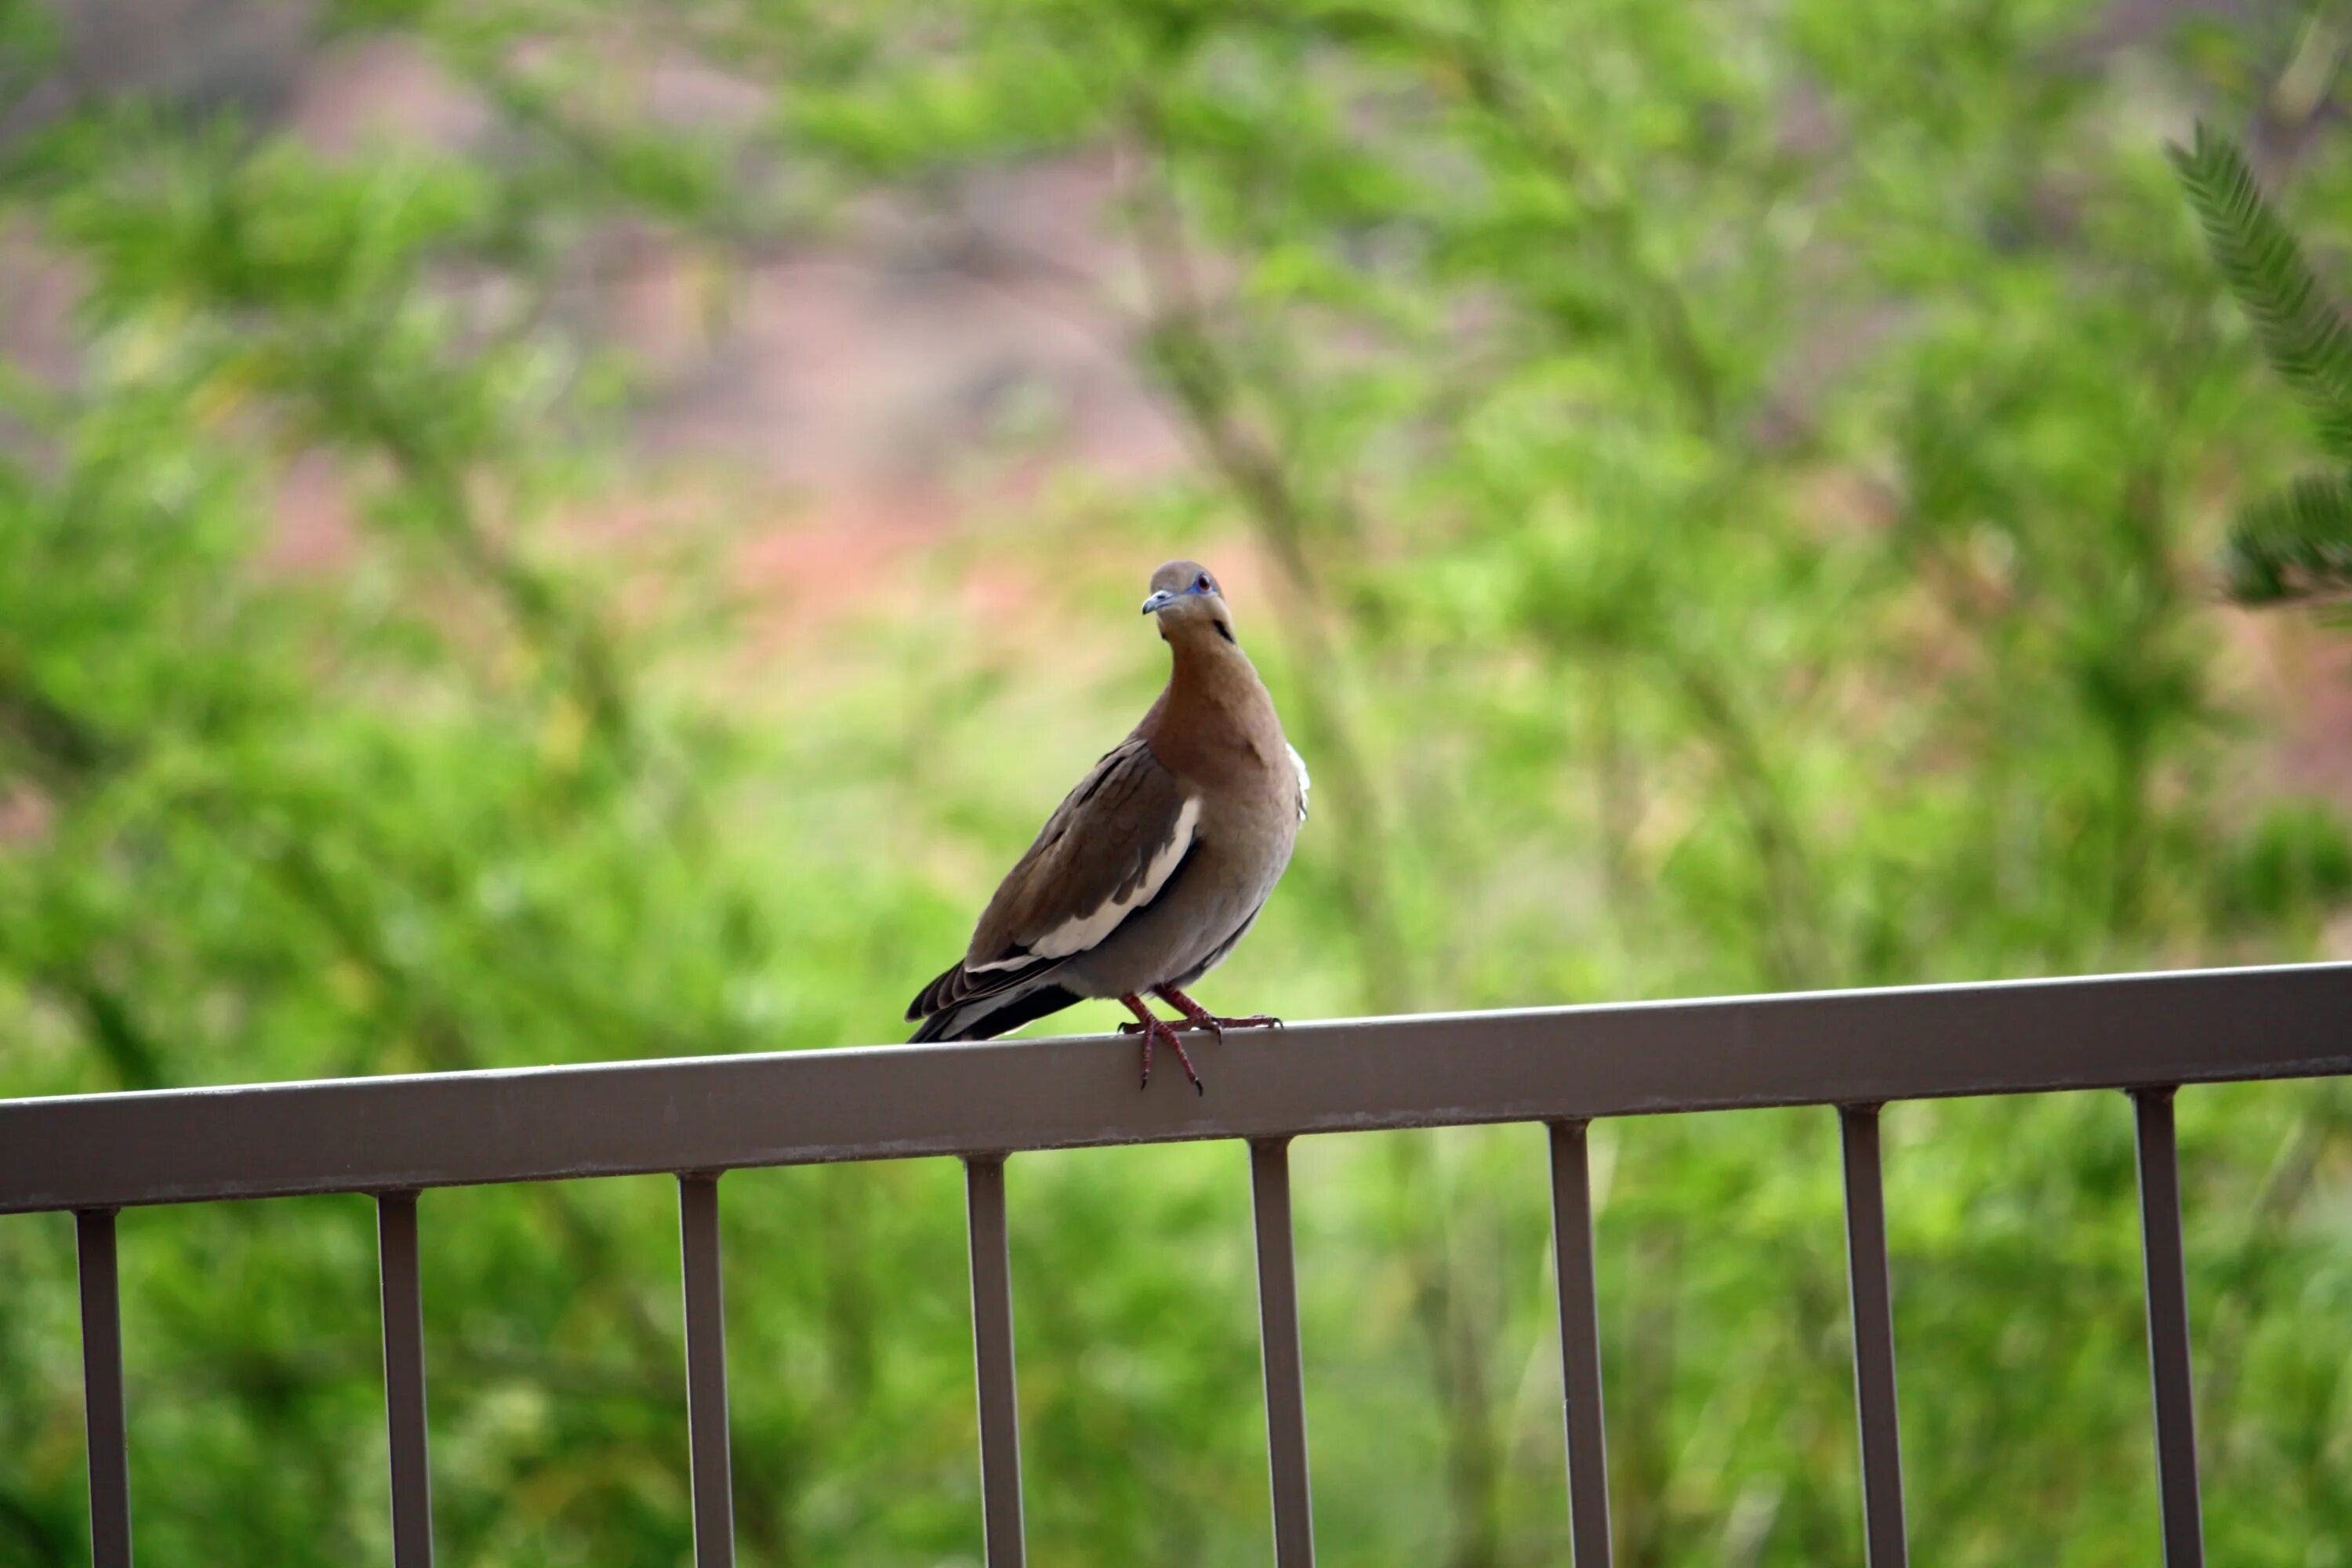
[[1288, 744, 1311, 823], [1028, 794, 1202, 960], [967, 952, 1045, 975]]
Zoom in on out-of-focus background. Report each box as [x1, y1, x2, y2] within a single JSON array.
[[5, 1, 2352, 1563]]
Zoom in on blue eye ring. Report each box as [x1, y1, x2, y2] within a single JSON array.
[[1192, 573, 1214, 594]]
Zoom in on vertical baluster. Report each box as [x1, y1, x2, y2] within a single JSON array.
[[2132, 1088, 2205, 1567], [679, 1175, 736, 1568], [75, 1209, 132, 1568], [1838, 1106, 1908, 1568], [1250, 1138, 1316, 1567], [1547, 1122, 1613, 1566], [377, 1193, 434, 1568], [965, 1156, 1025, 1568]]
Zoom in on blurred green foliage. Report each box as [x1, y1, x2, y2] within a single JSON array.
[[5, 2, 2352, 1566]]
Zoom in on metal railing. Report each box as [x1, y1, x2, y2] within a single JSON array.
[[7, 961, 2352, 1568]]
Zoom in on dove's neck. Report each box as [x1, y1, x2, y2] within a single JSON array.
[[1147, 624, 1280, 779]]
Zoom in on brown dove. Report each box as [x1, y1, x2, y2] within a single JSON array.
[[907, 561, 1308, 1091]]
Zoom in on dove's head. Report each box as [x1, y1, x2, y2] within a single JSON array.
[[1140, 560, 1236, 645]]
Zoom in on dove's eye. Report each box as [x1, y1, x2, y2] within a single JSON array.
[[1194, 573, 1214, 593]]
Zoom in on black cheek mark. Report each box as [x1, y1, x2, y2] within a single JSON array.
[[1213, 619, 1236, 644]]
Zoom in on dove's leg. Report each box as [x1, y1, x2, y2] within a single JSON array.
[[1117, 993, 1203, 1095], [1155, 985, 1283, 1036]]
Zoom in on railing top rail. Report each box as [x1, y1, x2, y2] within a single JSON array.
[[4, 962, 2349, 1215]]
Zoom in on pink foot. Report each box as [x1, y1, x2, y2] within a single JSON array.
[[1118, 994, 1203, 1094], [1153, 985, 1283, 1041]]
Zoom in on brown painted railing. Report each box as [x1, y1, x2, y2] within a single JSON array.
[[8, 961, 2352, 1567]]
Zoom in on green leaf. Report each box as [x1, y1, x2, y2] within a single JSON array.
[[2220, 469, 2352, 604], [2169, 123, 2352, 463]]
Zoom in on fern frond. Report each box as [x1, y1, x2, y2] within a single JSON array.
[[2222, 470, 2352, 604], [2169, 124, 2352, 463]]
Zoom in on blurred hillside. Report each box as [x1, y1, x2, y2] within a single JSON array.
[[8, 3, 2352, 1566], [8, 2, 1186, 636], [9, 1, 2352, 793]]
